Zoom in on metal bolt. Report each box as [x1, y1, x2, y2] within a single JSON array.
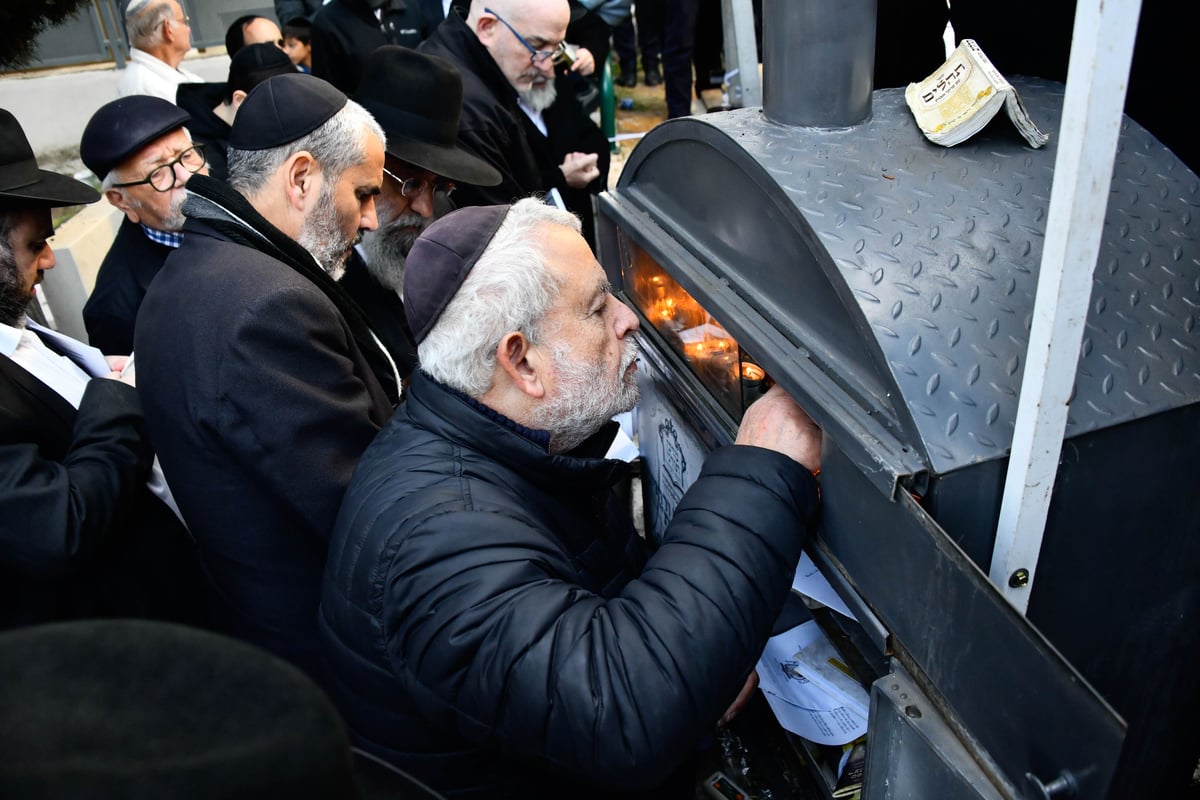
[[903, 705, 922, 719], [1009, 568, 1030, 588], [1025, 771, 1079, 799]]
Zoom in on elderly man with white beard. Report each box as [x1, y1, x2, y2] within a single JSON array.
[[319, 199, 825, 799], [134, 73, 406, 683], [341, 45, 501, 378], [419, 0, 599, 211]]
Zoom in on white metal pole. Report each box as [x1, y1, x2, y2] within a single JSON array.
[[720, 0, 762, 109], [989, 0, 1143, 613]]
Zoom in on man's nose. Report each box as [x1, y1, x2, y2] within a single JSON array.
[[614, 300, 639, 337], [410, 187, 435, 218], [361, 196, 379, 232]]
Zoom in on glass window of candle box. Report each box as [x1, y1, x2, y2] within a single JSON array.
[[623, 238, 772, 420]]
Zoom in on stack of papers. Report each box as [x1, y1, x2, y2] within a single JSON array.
[[756, 620, 869, 746]]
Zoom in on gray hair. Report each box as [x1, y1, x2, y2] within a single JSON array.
[[125, 0, 174, 50], [419, 198, 582, 397], [225, 99, 384, 199]]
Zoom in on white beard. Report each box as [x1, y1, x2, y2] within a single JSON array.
[[532, 336, 640, 453], [519, 78, 558, 113]]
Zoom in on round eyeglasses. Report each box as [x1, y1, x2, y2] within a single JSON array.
[[382, 166, 455, 199], [111, 144, 206, 193]]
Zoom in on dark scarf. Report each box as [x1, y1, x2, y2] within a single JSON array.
[[183, 173, 401, 404]]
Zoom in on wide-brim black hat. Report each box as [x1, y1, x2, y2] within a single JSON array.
[[0, 620, 446, 800], [0, 109, 98, 208], [354, 46, 501, 187]]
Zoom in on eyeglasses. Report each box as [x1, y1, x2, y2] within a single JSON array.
[[111, 144, 206, 192], [483, 7, 567, 65], [382, 166, 455, 199]]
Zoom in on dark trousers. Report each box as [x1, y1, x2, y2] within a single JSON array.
[[612, 0, 665, 75], [663, 0, 723, 118]]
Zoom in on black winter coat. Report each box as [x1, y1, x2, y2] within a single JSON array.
[[135, 176, 399, 680], [319, 373, 819, 798]]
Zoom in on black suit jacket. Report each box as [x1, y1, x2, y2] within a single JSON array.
[[0, 329, 205, 629]]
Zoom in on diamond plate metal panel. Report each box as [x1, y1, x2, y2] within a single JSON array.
[[649, 78, 1200, 475]]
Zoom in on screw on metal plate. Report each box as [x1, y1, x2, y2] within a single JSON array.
[[1009, 568, 1030, 588], [1025, 770, 1079, 799]]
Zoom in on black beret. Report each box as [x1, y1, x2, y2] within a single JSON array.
[[80, 95, 190, 180], [403, 204, 511, 343], [229, 72, 346, 151]]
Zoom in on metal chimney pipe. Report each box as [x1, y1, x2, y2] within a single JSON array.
[[762, 0, 877, 127]]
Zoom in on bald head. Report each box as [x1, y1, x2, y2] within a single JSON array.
[[468, 0, 569, 94]]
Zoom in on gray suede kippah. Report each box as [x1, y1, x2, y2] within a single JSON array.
[[229, 72, 346, 151], [403, 204, 511, 343]]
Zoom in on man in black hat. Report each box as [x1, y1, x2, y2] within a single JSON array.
[[80, 95, 207, 355], [310, 0, 445, 93], [0, 109, 205, 630], [175, 42, 299, 182], [319, 198, 823, 797], [345, 45, 501, 376], [419, 0, 601, 210], [134, 73, 403, 682]]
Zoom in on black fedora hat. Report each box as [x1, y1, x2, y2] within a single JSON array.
[[0, 619, 446, 800], [0, 109, 98, 209], [354, 46, 501, 187]]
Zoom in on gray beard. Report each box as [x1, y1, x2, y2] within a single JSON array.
[[132, 187, 188, 232], [359, 211, 428, 292], [532, 336, 640, 453], [520, 79, 558, 113], [297, 184, 355, 280]]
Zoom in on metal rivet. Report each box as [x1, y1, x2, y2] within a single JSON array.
[[903, 705, 922, 719], [1009, 568, 1030, 588]]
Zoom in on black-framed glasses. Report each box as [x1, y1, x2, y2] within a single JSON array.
[[483, 7, 567, 64], [382, 166, 455, 199], [111, 144, 206, 192]]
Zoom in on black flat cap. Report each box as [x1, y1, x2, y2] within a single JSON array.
[[229, 41, 298, 96], [0, 110, 98, 208], [229, 72, 346, 151], [80, 95, 190, 180], [403, 204, 510, 343]]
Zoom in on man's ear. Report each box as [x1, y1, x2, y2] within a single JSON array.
[[105, 188, 140, 224], [230, 89, 248, 110], [495, 331, 546, 399], [282, 150, 319, 212], [474, 13, 497, 44]]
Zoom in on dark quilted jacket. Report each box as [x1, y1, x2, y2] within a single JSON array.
[[319, 372, 819, 798]]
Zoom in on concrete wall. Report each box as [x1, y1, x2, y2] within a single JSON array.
[[0, 52, 230, 161]]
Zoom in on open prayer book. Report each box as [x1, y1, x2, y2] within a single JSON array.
[[905, 38, 1049, 149]]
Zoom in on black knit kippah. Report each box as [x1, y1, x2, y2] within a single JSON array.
[[403, 204, 511, 343], [229, 72, 346, 151]]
